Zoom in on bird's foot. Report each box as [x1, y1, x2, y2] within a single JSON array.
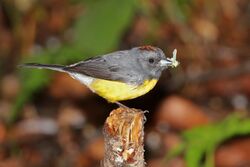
[[115, 102, 130, 109]]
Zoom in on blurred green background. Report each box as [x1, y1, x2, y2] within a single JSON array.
[[0, 0, 250, 167]]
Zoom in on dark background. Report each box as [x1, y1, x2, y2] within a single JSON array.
[[0, 0, 250, 167]]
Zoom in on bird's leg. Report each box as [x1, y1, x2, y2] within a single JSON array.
[[115, 101, 130, 109]]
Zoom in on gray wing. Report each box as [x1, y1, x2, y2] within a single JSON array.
[[64, 50, 144, 85]]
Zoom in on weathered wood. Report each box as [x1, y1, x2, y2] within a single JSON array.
[[102, 107, 145, 167]]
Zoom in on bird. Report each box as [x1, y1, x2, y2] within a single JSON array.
[[20, 45, 179, 107]]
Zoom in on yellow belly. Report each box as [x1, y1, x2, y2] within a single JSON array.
[[90, 79, 158, 102]]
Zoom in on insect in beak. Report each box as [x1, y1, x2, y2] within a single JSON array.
[[160, 49, 179, 68]]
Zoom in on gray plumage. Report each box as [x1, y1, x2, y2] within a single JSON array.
[[20, 46, 171, 85]]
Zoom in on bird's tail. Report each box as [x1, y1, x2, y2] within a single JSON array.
[[19, 63, 66, 72]]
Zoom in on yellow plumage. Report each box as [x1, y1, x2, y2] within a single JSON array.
[[21, 47, 179, 104], [90, 79, 158, 102]]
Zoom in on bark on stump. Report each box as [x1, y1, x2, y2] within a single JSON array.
[[102, 107, 145, 167]]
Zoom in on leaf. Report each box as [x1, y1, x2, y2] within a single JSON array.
[[166, 114, 250, 167], [73, 0, 137, 55]]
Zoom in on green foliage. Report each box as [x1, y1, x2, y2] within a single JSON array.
[[166, 113, 250, 167], [74, 0, 137, 55], [11, 0, 137, 123], [163, 0, 192, 24]]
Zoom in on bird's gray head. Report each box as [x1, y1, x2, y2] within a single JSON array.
[[132, 46, 178, 79]]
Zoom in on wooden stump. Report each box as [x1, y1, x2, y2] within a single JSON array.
[[102, 107, 145, 167]]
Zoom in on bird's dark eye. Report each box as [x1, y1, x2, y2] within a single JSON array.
[[148, 58, 155, 64]]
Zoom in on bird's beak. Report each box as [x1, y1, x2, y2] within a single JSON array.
[[160, 49, 179, 68], [159, 59, 172, 67]]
